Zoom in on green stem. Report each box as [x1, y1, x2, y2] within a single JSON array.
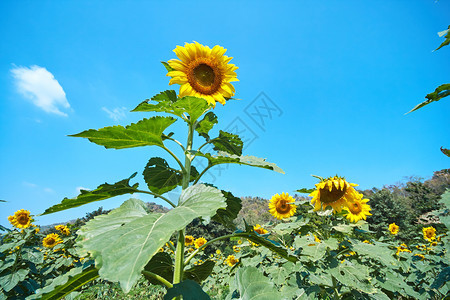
[[142, 271, 173, 289], [184, 233, 235, 265], [173, 122, 194, 286], [331, 276, 340, 300], [192, 164, 213, 185], [132, 189, 176, 208], [162, 145, 186, 174]]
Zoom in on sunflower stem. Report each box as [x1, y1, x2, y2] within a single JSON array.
[[173, 122, 194, 288], [142, 271, 173, 289]]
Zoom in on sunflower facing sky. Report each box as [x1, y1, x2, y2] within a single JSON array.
[[8, 209, 32, 229], [268, 192, 297, 220], [344, 197, 372, 223], [42, 233, 62, 248], [389, 223, 399, 235], [167, 42, 238, 107], [309, 176, 362, 213]]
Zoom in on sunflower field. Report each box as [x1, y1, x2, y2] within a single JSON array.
[[1, 40, 449, 300]]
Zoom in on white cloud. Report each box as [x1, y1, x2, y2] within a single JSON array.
[[43, 187, 55, 193], [23, 181, 38, 188], [11, 65, 70, 116], [76, 186, 90, 194], [102, 106, 127, 121]]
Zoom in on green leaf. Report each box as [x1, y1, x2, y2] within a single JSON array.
[[41, 173, 139, 215], [76, 185, 226, 293], [430, 266, 450, 289], [184, 260, 215, 283], [211, 190, 242, 229], [152, 90, 178, 103], [435, 25, 450, 51], [352, 241, 398, 267], [27, 264, 99, 300], [211, 131, 243, 155], [327, 259, 376, 294], [273, 216, 310, 235], [0, 268, 28, 292], [295, 235, 338, 261], [234, 266, 281, 300], [441, 147, 450, 157], [194, 151, 284, 174], [22, 248, 44, 264], [295, 188, 315, 194], [143, 157, 181, 195], [406, 83, 450, 114], [163, 280, 210, 300], [161, 61, 175, 72], [143, 252, 173, 286], [133, 95, 211, 123], [195, 112, 218, 141], [70, 116, 176, 149]]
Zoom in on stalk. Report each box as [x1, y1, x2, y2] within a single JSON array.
[[173, 122, 194, 285]]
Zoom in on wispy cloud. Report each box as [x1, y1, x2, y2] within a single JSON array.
[[23, 181, 38, 188], [11, 65, 70, 117], [102, 106, 127, 121]]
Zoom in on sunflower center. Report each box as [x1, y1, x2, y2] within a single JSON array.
[[348, 202, 362, 214], [17, 214, 29, 225], [319, 185, 346, 204], [193, 64, 215, 86], [276, 200, 292, 214], [187, 58, 222, 95], [47, 238, 55, 245]]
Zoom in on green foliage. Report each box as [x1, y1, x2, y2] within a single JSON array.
[[212, 191, 242, 230], [211, 131, 243, 156], [232, 266, 280, 300], [76, 185, 226, 293], [41, 173, 139, 215], [163, 280, 210, 300], [435, 25, 450, 51], [441, 147, 450, 157], [195, 112, 218, 141], [407, 83, 450, 114], [70, 116, 177, 149]]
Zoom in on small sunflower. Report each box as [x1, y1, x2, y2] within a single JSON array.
[[167, 41, 238, 107], [268, 192, 297, 220], [215, 249, 221, 255], [55, 225, 70, 236], [414, 254, 425, 260], [343, 197, 372, 223], [226, 255, 239, 267], [42, 233, 62, 248], [8, 209, 32, 229], [233, 245, 241, 253], [253, 224, 268, 235], [395, 243, 411, 256], [185, 235, 195, 246], [194, 237, 207, 249], [388, 223, 399, 235], [422, 226, 436, 242], [309, 176, 361, 213]]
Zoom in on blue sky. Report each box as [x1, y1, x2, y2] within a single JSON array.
[[1, 1, 449, 227]]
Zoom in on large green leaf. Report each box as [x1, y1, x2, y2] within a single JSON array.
[[41, 173, 139, 216], [435, 25, 450, 51], [441, 147, 450, 158], [295, 235, 338, 261], [76, 185, 226, 293], [194, 151, 284, 174], [163, 280, 210, 300], [234, 266, 282, 300], [27, 264, 99, 300], [0, 268, 28, 292], [352, 241, 398, 267], [184, 260, 215, 283], [406, 83, 450, 114], [133, 95, 211, 123], [327, 259, 376, 294], [143, 252, 173, 286], [143, 157, 199, 195], [195, 112, 218, 141], [211, 131, 243, 155], [70, 116, 176, 149], [212, 190, 242, 229]]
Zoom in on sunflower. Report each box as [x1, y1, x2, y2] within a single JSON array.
[[268, 192, 297, 220], [167, 42, 238, 107], [233, 245, 241, 253], [194, 237, 207, 249], [343, 197, 372, 223], [55, 225, 70, 236], [8, 209, 32, 229], [42, 233, 62, 248], [388, 223, 399, 235], [185, 235, 195, 246], [310, 176, 362, 213], [422, 226, 436, 242], [226, 255, 239, 267], [395, 243, 411, 256], [414, 254, 425, 260], [215, 249, 221, 255], [253, 224, 268, 235]]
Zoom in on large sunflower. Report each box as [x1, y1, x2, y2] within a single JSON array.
[[167, 42, 238, 107], [388, 223, 399, 235], [268, 192, 297, 220], [55, 225, 70, 236], [309, 176, 361, 213], [8, 209, 32, 229], [344, 197, 372, 223], [42, 233, 62, 248], [422, 226, 436, 242]]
